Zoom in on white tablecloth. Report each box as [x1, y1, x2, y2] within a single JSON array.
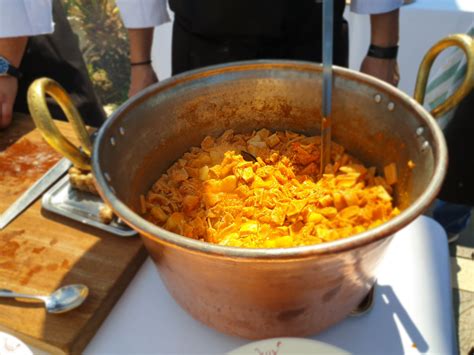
[[83, 216, 455, 354]]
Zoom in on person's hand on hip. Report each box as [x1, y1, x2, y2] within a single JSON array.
[[0, 36, 28, 129], [0, 76, 18, 129]]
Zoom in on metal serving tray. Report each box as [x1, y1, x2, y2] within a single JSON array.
[[42, 175, 137, 237]]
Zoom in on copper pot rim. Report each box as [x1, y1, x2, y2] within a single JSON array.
[[92, 60, 447, 259]]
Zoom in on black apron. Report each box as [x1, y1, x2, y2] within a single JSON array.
[[14, 0, 105, 127], [438, 89, 474, 205], [170, 0, 348, 75]]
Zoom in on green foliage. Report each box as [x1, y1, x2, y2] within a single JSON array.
[[62, 0, 130, 107]]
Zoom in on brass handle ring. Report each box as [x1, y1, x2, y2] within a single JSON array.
[[414, 34, 474, 118], [27, 78, 92, 170]]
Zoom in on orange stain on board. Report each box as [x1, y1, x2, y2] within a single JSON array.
[[0, 241, 20, 258], [46, 263, 59, 272], [61, 259, 70, 269], [0, 139, 59, 182], [0, 229, 25, 242], [20, 265, 43, 286], [32, 246, 46, 254], [0, 261, 16, 270]]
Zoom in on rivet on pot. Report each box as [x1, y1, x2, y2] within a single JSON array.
[[387, 102, 395, 111], [416, 127, 424, 136], [110, 137, 116, 146], [119, 127, 125, 136], [421, 141, 430, 151], [104, 172, 112, 182], [374, 94, 382, 103]]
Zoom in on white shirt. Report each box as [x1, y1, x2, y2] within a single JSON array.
[[1, 0, 402, 37], [0, 0, 53, 37], [351, 0, 403, 14]]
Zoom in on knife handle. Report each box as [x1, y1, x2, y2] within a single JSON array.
[[27, 78, 92, 171]]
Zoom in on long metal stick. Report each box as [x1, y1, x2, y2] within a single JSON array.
[[320, 0, 333, 175], [0, 158, 70, 229]]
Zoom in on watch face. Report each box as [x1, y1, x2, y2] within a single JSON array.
[[0, 57, 9, 75]]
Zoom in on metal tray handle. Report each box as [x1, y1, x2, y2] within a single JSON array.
[[414, 34, 474, 118], [27, 78, 92, 171]]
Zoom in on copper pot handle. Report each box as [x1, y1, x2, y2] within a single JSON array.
[[414, 34, 474, 118], [27, 78, 92, 171]]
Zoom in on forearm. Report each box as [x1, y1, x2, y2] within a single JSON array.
[[369, 9, 399, 47], [360, 9, 400, 86], [127, 28, 158, 97], [0, 37, 27, 128], [0, 37, 28, 66], [128, 28, 154, 63]]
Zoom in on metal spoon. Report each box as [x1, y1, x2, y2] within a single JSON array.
[[320, 0, 334, 175], [0, 284, 89, 314]]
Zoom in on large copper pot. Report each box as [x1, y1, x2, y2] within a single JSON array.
[[28, 35, 473, 338]]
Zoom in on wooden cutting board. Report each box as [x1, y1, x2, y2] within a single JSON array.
[[0, 114, 147, 354]]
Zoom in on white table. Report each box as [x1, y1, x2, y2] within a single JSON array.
[[82, 216, 455, 354]]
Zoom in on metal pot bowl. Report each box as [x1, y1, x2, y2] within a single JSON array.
[[28, 35, 473, 338]]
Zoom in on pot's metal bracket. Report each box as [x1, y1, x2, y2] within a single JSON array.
[[350, 283, 376, 317]]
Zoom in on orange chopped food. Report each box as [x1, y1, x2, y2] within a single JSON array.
[[142, 130, 400, 248], [384, 162, 398, 185]]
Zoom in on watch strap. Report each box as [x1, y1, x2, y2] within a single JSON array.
[[7, 64, 22, 79], [367, 44, 399, 60], [130, 59, 152, 66]]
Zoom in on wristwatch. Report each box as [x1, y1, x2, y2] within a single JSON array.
[[0, 56, 22, 79]]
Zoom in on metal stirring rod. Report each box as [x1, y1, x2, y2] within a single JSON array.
[[320, 0, 333, 176]]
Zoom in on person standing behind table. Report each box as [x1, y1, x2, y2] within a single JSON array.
[[0, 0, 106, 130], [434, 90, 474, 242], [424, 24, 474, 243], [116, 0, 402, 97]]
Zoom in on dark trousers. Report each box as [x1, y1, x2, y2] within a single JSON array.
[[438, 89, 474, 205], [172, 10, 348, 75], [14, 0, 105, 127]]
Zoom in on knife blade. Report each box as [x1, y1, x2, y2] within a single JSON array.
[[0, 158, 71, 230]]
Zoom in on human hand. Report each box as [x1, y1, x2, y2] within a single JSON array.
[[129, 64, 158, 98], [0, 76, 18, 129], [360, 56, 400, 87]]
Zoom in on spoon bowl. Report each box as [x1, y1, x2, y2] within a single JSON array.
[[44, 284, 89, 314], [0, 284, 89, 314]]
